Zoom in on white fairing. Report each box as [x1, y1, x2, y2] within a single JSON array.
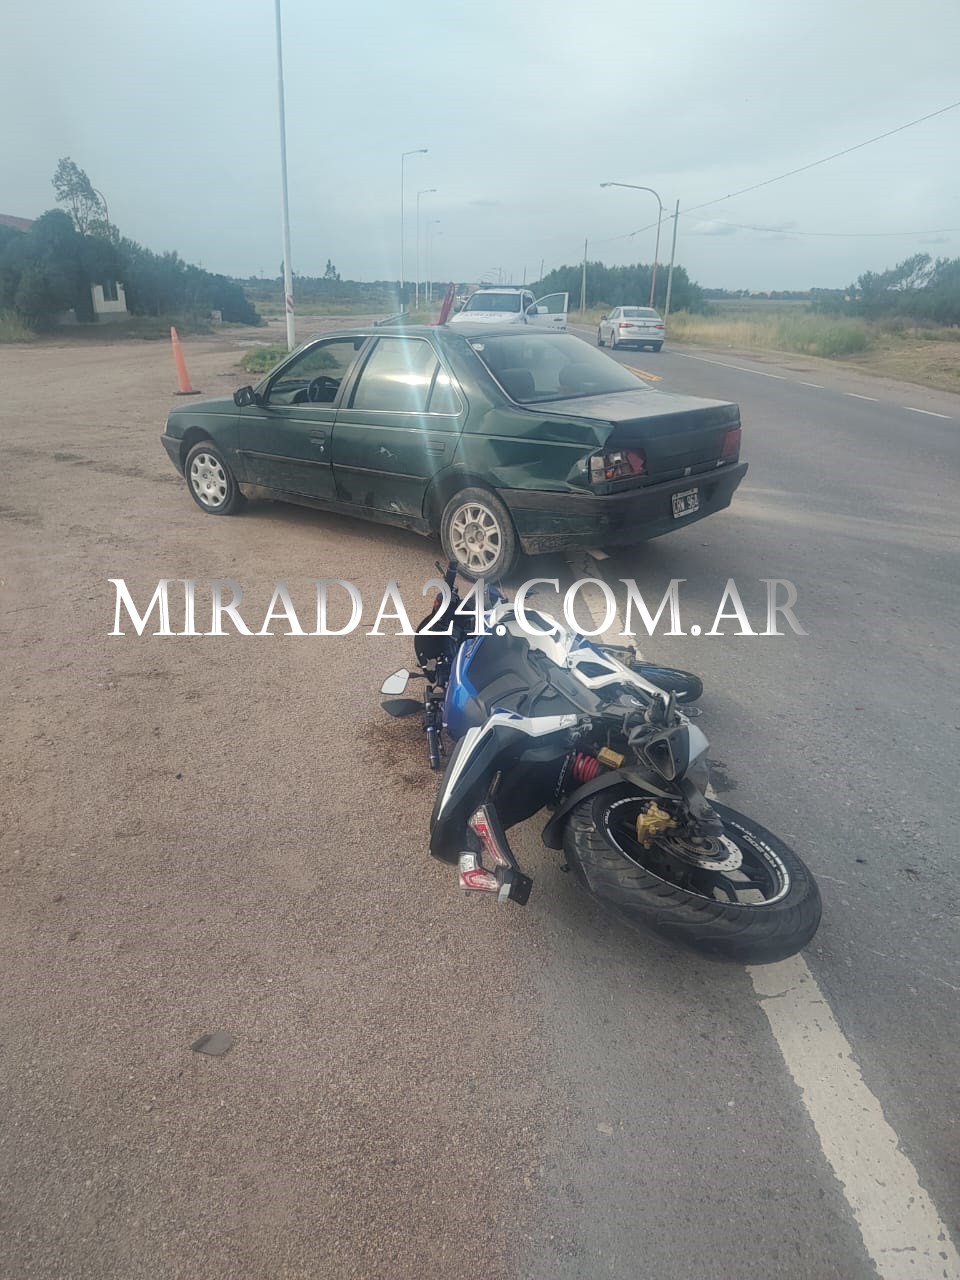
[[437, 710, 579, 814]]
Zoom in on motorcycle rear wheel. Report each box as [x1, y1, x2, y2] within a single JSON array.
[[563, 786, 821, 963]]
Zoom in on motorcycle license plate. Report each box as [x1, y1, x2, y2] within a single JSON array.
[[672, 487, 700, 518]]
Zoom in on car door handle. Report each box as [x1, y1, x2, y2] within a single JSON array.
[[426, 437, 446, 455], [310, 433, 326, 446]]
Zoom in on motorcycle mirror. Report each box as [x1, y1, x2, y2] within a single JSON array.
[[380, 669, 410, 696]]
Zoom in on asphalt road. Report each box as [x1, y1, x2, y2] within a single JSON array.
[[1, 327, 958, 1279]]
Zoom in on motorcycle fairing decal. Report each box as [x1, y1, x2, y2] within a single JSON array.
[[436, 711, 579, 816]]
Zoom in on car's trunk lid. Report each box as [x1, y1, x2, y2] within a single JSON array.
[[541, 388, 740, 480]]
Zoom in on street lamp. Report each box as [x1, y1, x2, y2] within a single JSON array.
[[400, 148, 427, 312], [275, 0, 295, 349], [415, 188, 436, 310], [427, 222, 441, 303], [601, 181, 664, 308]]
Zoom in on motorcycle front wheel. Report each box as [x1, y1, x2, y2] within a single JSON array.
[[563, 786, 821, 963]]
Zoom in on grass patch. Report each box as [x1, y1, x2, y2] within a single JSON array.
[[666, 310, 870, 358], [239, 344, 289, 374], [0, 310, 37, 342]]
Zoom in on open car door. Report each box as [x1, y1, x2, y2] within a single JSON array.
[[528, 292, 569, 332]]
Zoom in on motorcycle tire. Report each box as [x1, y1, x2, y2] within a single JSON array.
[[630, 662, 703, 704], [563, 786, 821, 964]]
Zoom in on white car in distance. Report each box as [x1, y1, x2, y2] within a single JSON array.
[[597, 306, 665, 351], [448, 287, 569, 331]]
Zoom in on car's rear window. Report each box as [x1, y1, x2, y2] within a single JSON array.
[[463, 292, 523, 313], [469, 333, 645, 403], [621, 307, 660, 319]]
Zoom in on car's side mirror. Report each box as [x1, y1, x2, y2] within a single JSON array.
[[233, 386, 259, 407]]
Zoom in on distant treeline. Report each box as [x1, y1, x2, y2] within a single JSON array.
[[240, 276, 401, 309], [0, 210, 259, 330], [814, 254, 960, 326], [534, 261, 707, 312]]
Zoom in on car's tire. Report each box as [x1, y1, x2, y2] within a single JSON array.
[[653, 342, 663, 352], [610, 334, 619, 350], [185, 441, 245, 516], [597, 328, 605, 347], [563, 787, 822, 964], [440, 486, 519, 581]]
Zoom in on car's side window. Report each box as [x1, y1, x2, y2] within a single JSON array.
[[427, 367, 462, 415], [266, 338, 366, 407], [351, 338, 443, 414]]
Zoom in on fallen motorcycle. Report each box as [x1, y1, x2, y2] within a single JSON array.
[[382, 564, 821, 963]]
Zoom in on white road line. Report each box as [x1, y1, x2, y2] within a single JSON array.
[[751, 958, 960, 1279], [846, 392, 879, 402], [906, 407, 953, 419], [567, 551, 960, 1280], [799, 381, 824, 388], [670, 351, 787, 380]]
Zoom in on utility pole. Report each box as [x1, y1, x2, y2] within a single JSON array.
[[664, 200, 680, 321], [580, 239, 587, 313], [275, 0, 295, 350]]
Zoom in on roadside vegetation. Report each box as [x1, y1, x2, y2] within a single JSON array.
[[0, 309, 36, 342], [239, 344, 288, 374], [0, 158, 261, 340]]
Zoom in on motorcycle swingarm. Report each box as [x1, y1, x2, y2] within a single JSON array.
[[541, 768, 679, 850]]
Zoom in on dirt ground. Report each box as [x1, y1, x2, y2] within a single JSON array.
[[0, 330, 553, 1279]]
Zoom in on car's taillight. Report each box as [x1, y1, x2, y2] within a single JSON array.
[[720, 426, 741, 460], [589, 448, 646, 483], [619, 322, 630, 328]]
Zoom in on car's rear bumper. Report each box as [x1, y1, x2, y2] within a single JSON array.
[[501, 461, 748, 554], [160, 432, 184, 474], [612, 331, 664, 346]]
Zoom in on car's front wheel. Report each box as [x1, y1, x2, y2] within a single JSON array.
[[440, 486, 518, 581], [185, 441, 244, 515]]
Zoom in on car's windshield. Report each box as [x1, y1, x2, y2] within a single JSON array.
[[621, 307, 660, 319], [469, 333, 645, 403], [463, 292, 523, 313]]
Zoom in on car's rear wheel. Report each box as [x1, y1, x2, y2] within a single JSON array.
[[440, 486, 518, 581], [597, 328, 605, 347], [610, 334, 619, 350], [653, 342, 663, 352], [185, 441, 244, 515]]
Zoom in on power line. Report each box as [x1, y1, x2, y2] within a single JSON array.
[[682, 98, 960, 216], [596, 98, 960, 246]]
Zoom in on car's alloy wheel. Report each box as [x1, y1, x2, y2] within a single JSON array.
[[441, 487, 518, 580], [184, 441, 244, 516]]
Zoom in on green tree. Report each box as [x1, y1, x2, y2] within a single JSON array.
[[52, 157, 109, 237]]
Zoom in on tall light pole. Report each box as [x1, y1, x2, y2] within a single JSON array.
[[664, 199, 681, 321], [275, 0, 295, 349], [415, 188, 436, 310], [601, 182, 664, 309], [400, 148, 427, 312], [427, 222, 441, 303]]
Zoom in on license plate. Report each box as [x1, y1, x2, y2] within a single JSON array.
[[672, 487, 700, 518]]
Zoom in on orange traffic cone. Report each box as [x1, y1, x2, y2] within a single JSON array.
[[171, 326, 201, 395]]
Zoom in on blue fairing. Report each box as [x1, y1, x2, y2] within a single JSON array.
[[445, 634, 485, 740]]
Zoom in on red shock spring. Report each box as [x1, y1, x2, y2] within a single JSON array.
[[570, 751, 600, 784]]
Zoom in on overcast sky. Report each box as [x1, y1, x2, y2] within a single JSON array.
[[4, 0, 959, 291]]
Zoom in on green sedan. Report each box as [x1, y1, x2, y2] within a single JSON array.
[[160, 325, 747, 579]]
